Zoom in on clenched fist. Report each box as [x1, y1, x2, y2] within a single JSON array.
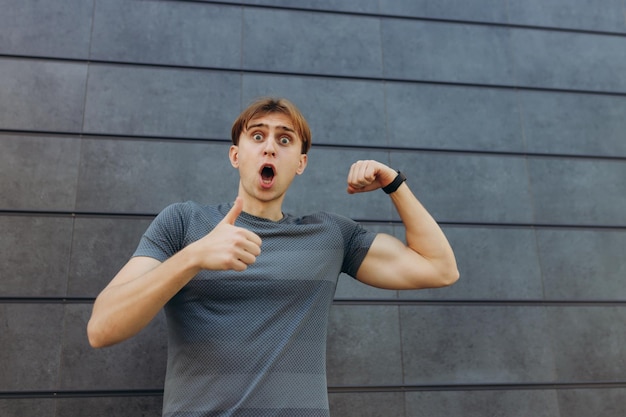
[[347, 160, 398, 194]]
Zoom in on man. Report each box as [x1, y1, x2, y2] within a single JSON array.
[[87, 97, 459, 416]]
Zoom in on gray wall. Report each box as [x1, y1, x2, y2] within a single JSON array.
[[1, 0, 625, 416]]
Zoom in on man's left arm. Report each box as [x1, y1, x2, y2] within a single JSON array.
[[347, 160, 459, 290]]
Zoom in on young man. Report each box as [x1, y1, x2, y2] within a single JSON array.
[[87, 97, 459, 417]]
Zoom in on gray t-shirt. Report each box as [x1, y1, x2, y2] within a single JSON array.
[[133, 201, 376, 417]]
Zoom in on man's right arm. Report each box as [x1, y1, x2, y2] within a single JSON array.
[[87, 254, 197, 348], [87, 197, 261, 348]]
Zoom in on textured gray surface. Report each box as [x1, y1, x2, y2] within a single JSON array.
[[536, 229, 626, 300], [0, 399, 57, 417], [511, 29, 626, 92], [243, 8, 383, 77], [59, 305, 167, 390], [0, 134, 81, 210], [75, 139, 238, 213], [91, 0, 242, 68], [391, 152, 535, 223], [548, 307, 626, 381], [557, 388, 626, 417], [68, 217, 154, 296], [327, 305, 404, 386], [54, 396, 164, 417], [519, 90, 626, 157], [400, 306, 557, 384], [382, 20, 515, 85], [329, 392, 405, 417], [1, 1, 624, 416], [380, 0, 509, 23], [0, 216, 74, 296], [0, 304, 65, 390], [405, 390, 560, 417], [0, 0, 93, 58], [83, 65, 239, 138], [528, 158, 626, 225], [507, 0, 626, 33], [0, 59, 87, 132], [385, 83, 525, 152]]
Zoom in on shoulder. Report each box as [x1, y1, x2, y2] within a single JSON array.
[[151, 201, 229, 231], [146, 201, 231, 244], [319, 211, 361, 233], [157, 200, 226, 218]]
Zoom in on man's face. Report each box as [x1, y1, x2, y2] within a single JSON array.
[[229, 112, 308, 206]]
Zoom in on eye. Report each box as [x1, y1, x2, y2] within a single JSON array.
[[279, 136, 291, 145], [252, 133, 263, 141]]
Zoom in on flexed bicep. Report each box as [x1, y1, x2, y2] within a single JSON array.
[[355, 233, 444, 290]]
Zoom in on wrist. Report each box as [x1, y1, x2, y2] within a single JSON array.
[[181, 241, 206, 273], [382, 170, 407, 194]]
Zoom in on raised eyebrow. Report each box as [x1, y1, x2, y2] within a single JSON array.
[[246, 122, 266, 131], [246, 122, 295, 134], [276, 125, 296, 134]]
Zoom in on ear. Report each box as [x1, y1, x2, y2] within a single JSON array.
[[229, 145, 239, 168], [296, 154, 308, 175]]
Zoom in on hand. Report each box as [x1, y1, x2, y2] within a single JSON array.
[[190, 197, 262, 271], [347, 160, 398, 194]]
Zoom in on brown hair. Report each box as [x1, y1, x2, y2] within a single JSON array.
[[231, 97, 312, 154]]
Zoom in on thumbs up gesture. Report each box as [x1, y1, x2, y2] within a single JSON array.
[[189, 197, 262, 271], [221, 195, 246, 226]]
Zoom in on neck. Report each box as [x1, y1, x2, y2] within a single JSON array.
[[238, 193, 285, 222], [245, 206, 284, 222]]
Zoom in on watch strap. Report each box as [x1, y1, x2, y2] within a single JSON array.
[[382, 171, 407, 194]]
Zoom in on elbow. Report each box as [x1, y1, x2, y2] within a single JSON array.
[[87, 320, 104, 348], [87, 318, 115, 349], [428, 262, 459, 288], [87, 296, 122, 348], [405, 265, 459, 290], [437, 255, 460, 287], [443, 267, 460, 287]]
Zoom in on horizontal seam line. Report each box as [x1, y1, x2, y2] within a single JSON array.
[[2, 54, 626, 97], [1, 298, 625, 306], [2, 211, 626, 230], [1, 381, 625, 398], [328, 381, 626, 393], [2, 129, 626, 162], [163, 0, 626, 38]]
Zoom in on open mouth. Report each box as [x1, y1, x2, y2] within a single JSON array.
[[260, 165, 275, 185]]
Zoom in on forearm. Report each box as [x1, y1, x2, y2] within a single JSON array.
[[87, 250, 200, 348], [389, 182, 459, 283]]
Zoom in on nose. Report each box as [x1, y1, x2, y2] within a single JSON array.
[[263, 135, 277, 156]]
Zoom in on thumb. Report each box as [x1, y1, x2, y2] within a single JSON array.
[[222, 196, 243, 225]]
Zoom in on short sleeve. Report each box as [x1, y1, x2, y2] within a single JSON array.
[[332, 214, 376, 278], [133, 202, 190, 262]]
